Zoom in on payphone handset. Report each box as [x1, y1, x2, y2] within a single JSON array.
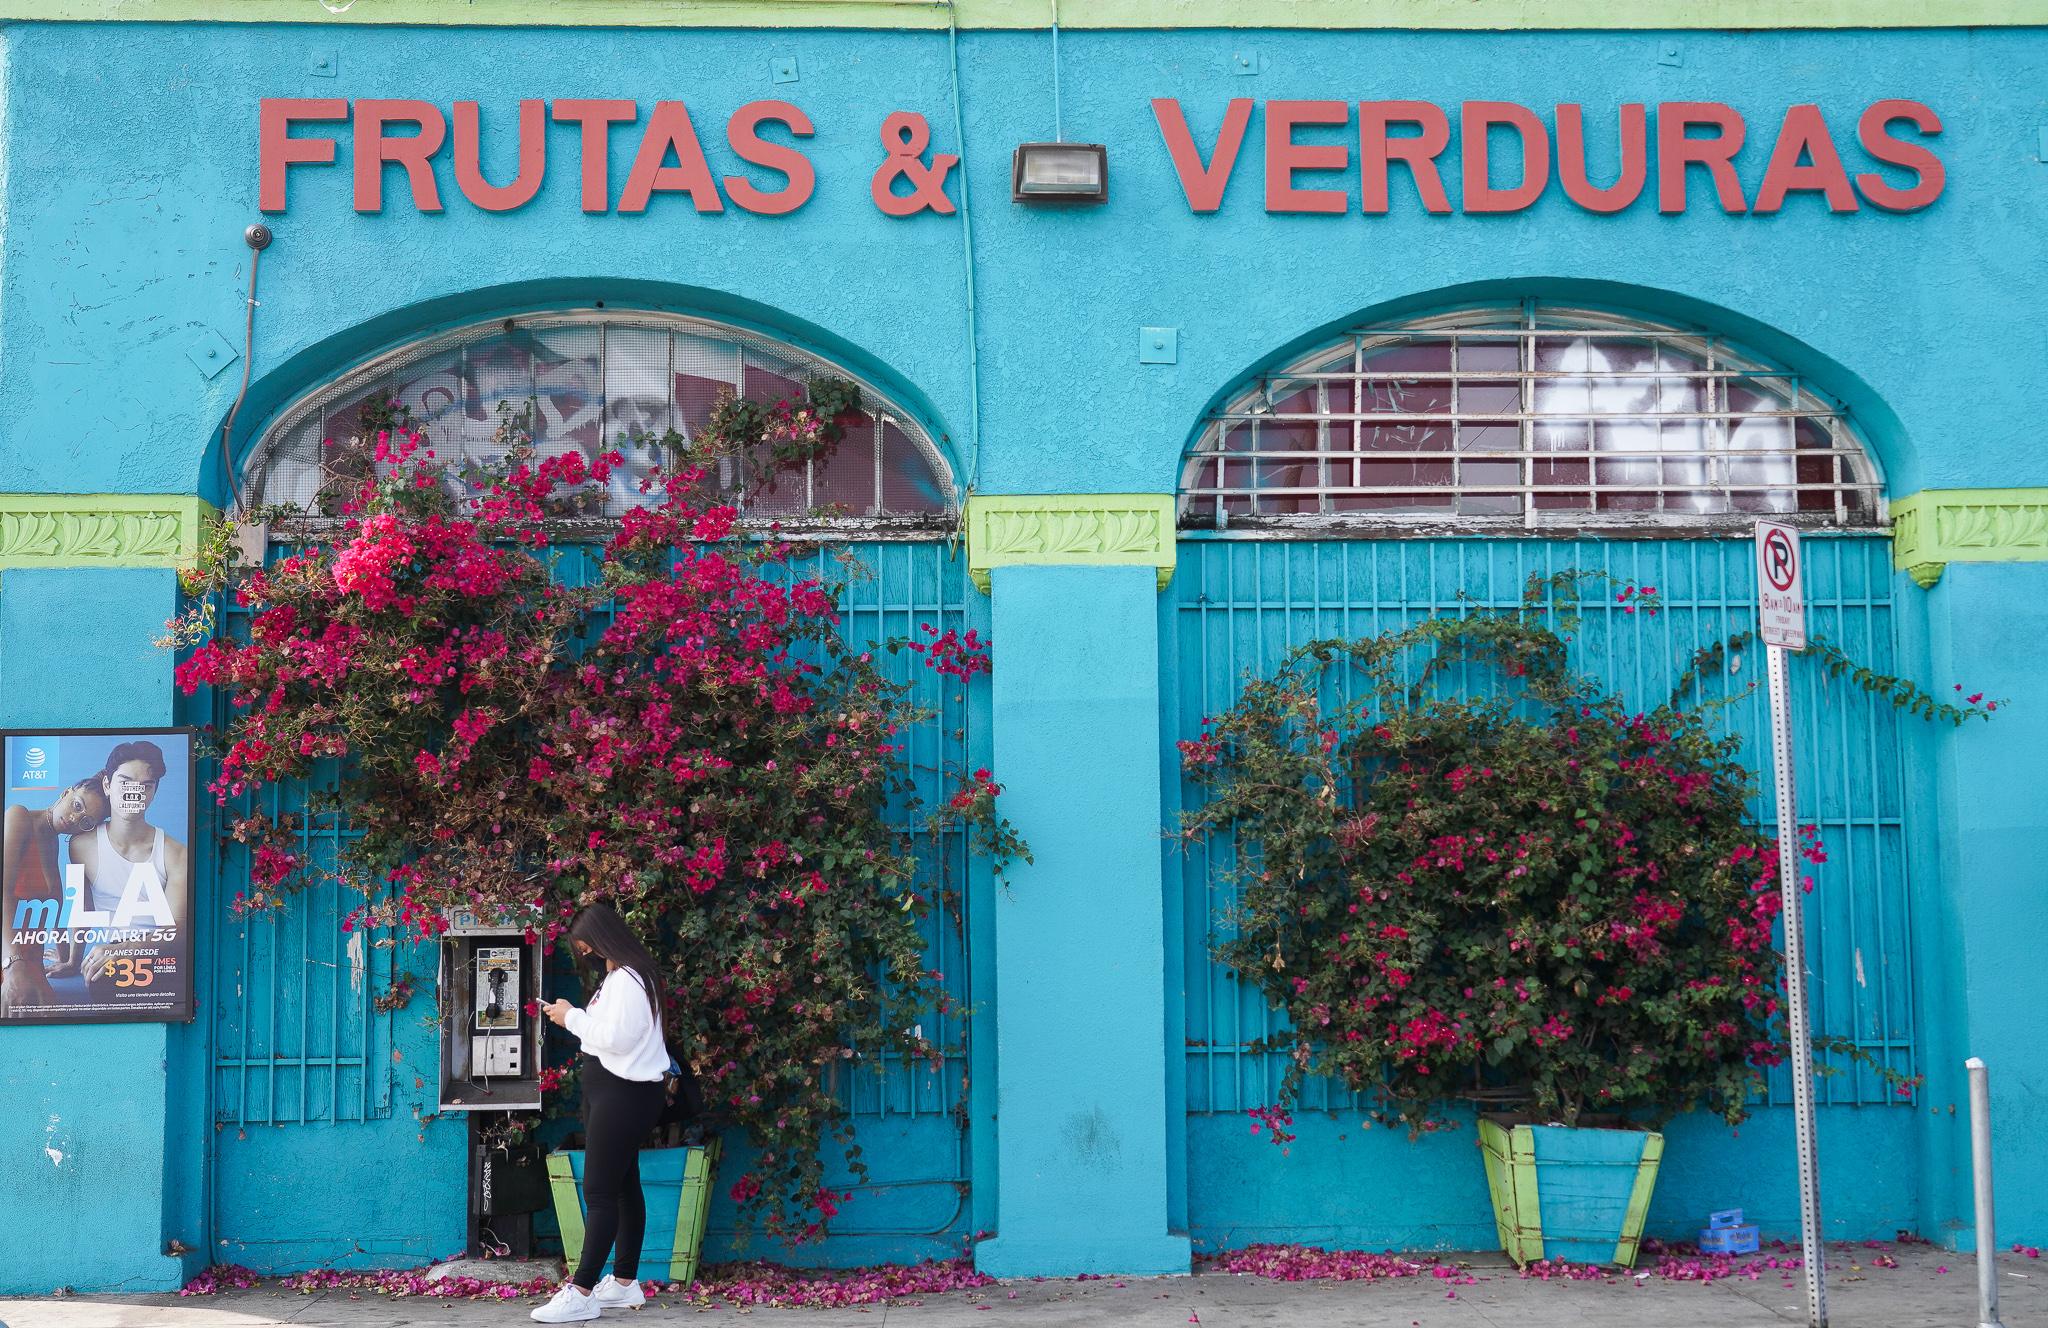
[[472, 946, 524, 1077]]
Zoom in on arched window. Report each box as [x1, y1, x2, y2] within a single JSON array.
[[1179, 303, 1883, 531], [244, 311, 955, 526]]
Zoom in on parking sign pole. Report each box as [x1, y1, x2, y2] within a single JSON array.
[[1769, 640, 1828, 1328], [1756, 521, 1826, 1328]]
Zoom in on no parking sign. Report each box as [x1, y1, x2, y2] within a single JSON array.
[[1755, 520, 1807, 651], [1755, 518, 1826, 1328]]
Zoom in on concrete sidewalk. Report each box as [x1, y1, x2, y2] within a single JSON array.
[[0, 1245, 2037, 1328]]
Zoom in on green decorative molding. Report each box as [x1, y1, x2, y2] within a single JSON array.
[[1891, 489, 2048, 589], [4, 0, 2046, 26], [966, 494, 1175, 593], [0, 495, 217, 569]]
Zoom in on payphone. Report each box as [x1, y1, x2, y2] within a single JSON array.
[[437, 908, 550, 1260], [437, 909, 544, 1113]]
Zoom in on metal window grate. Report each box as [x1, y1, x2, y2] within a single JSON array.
[[204, 542, 977, 1139], [1172, 537, 1915, 1115], [1180, 303, 1885, 533], [244, 312, 956, 523], [206, 761, 395, 1127]]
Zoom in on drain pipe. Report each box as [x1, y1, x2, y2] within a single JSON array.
[[943, 0, 983, 499], [198, 220, 269, 1270], [1967, 1057, 2004, 1328]]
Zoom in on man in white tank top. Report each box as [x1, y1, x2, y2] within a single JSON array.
[[69, 741, 188, 999]]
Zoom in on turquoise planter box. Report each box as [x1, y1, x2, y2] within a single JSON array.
[[546, 1142, 720, 1285], [1479, 1119, 1664, 1268]]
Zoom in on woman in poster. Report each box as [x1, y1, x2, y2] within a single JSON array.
[[0, 775, 111, 1017], [70, 740, 189, 1002]]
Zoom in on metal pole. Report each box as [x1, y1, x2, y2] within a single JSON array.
[[1768, 642, 1828, 1328], [1968, 1057, 2004, 1328]]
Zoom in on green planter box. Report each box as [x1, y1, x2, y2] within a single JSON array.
[[546, 1141, 721, 1286], [1478, 1117, 1663, 1268]]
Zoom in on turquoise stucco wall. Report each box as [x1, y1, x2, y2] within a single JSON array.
[[0, 570, 469, 1288], [1, 17, 2045, 1286], [982, 564, 1189, 1276], [1914, 562, 2048, 1248], [0, 569, 201, 1292], [2, 26, 2047, 498]]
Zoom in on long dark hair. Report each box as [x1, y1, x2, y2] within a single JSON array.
[[567, 902, 663, 1029]]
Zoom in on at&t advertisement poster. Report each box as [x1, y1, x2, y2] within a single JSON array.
[[1, 729, 195, 1024]]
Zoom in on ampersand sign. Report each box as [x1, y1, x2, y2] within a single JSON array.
[[871, 111, 959, 217]]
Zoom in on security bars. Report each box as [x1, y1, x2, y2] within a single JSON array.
[[1179, 304, 1885, 533], [245, 312, 956, 525]]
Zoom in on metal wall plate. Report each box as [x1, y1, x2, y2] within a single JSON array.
[[1139, 327, 1178, 365], [185, 327, 240, 380]]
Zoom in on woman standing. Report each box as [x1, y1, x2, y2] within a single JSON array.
[[1, 776, 110, 1017], [532, 903, 671, 1323]]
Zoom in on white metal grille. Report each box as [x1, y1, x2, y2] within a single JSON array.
[[1179, 303, 1884, 532], [244, 311, 956, 523]]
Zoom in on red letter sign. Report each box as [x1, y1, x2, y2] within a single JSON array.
[[453, 100, 547, 212], [1754, 105, 1859, 213], [1657, 102, 1749, 214], [1556, 103, 1647, 213], [551, 99, 638, 213], [1855, 99, 1944, 212], [1461, 101, 1550, 213], [618, 102, 726, 214], [724, 100, 816, 215], [353, 99, 447, 213], [1359, 102, 1452, 214], [259, 98, 348, 213], [1264, 101, 1350, 214], [1152, 97, 1253, 213]]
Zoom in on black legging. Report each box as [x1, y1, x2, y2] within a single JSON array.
[[574, 1057, 667, 1290]]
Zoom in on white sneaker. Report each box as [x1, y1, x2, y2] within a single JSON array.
[[593, 1274, 647, 1308], [531, 1281, 601, 1322]]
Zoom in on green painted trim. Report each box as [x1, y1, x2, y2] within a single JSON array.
[[0, 495, 215, 570], [1891, 489, 2048, 590], [5, 0, 2045, 27], [1477, 1117, 1546, 1268], [544, 1152, 587, 1264], [670, 1139, 720, 1287], [1477, 1118, 1519, 1259], [965, 493, 1175, 594], [1613, 1130, 1663, 1269]]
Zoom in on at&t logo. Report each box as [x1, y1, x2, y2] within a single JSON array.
[[15, 742, 53, 785]]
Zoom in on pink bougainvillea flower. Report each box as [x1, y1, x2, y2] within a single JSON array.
[[165, 394, 1025, 1241]]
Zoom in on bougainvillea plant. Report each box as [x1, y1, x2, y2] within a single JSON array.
[[172, 390, 1021, 1241], [1180, 572, 1994, 1140], [678, 378, 867, 496]]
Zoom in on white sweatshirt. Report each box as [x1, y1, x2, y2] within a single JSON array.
[[563, 967, 671, 1082]]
